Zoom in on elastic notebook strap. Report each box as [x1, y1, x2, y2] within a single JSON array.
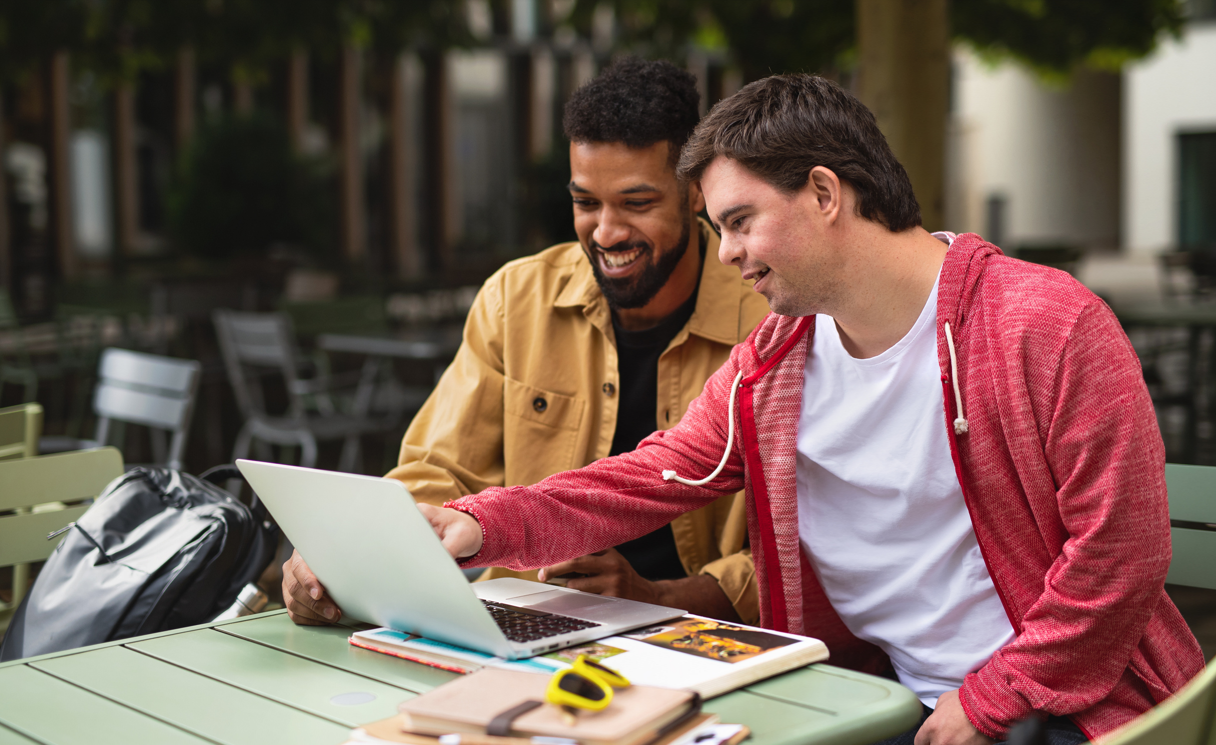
[[486, 700, 544, 737]]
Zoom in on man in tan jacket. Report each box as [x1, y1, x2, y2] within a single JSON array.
[[284, 58, 768, 626]]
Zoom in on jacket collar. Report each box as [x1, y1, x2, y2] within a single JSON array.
[[554, 218, 748, 345]]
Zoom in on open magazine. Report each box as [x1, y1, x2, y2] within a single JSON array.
[[350, 615, 828, 699]]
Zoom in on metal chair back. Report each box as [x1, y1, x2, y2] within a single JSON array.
[[0, 447, 124, 609], [91, 349, 201, 471], [0, 403, 42, 461], [212, 310, 306, 420], [1165, 463, 1216, 591]]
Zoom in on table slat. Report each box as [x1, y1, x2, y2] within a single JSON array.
[[744, 665, 921, 745], [219, 614, 459, 693], [0, 665, 209, 745], [129, 628, 419, 727], [0, 723, 42, 745], [33, 645, 348, 745]]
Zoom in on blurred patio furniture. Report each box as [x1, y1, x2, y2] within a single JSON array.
[[282, 269, 339, 303], [1160, 250, 1216, 301], [0, 447, 124, 632], [213, 309, 396, 472], [1164, 462, 1216, 592], [0, 402, 42, 461], [39, 348, 202, 471], [150, 279, 258, 468], [0, 402, 43, 619], [1011, 244, 1083, 276], [1113, 300, 1216, 463]]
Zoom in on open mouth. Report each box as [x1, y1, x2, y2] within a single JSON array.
[[600, 246, 642, 267]]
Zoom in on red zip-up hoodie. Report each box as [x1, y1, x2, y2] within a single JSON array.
[[451, 234, 1204, 739]]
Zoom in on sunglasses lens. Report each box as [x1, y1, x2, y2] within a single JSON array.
[[559, 672, 607, 701]]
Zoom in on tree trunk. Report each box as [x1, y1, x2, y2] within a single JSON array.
[[175, 47, 196, 154], [112, 81, 139, 258], [47, 51, 76, 279], [856, 0, 950, 231], [386, 52, 419, 279], [0, 89, 10, 292], [286, 50, 309, 153], [338, 45, 365, 262]]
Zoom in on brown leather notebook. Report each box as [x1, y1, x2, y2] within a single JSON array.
[[398, 668, 699, 745]]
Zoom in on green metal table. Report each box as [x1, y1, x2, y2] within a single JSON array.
[[0, 610, 920, 745]]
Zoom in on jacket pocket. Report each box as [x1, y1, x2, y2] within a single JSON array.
[[503, 378, 585, 482]]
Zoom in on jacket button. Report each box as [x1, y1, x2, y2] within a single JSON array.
[[602, 383, 616, 396], [532, 397, 547, 412]]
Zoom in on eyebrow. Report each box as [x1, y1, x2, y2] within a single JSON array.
[[714, 204, 750, 228], [567, 181, 662, 195]]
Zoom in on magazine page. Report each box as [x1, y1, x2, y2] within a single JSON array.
[[532, 616, 826, 693]]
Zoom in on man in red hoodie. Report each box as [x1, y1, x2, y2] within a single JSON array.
[[293, 75, 1204, 744]]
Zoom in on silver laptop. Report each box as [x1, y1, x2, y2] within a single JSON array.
[[236, 460, 685, 659]]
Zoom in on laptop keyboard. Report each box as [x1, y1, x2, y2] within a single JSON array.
[[481, 600, 601, 643]]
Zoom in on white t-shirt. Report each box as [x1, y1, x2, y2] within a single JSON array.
[[795, 269, 1015, 708]]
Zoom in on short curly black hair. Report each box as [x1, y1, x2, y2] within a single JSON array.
[[562, 57, 701, 166]]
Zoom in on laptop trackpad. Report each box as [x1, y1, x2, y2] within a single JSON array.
[[506, 589, 616, 616]]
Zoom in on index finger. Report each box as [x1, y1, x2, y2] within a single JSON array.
[[539, 553, 606, 581]]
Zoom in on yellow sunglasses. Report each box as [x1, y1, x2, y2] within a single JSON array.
[[545, 655, 632, 712]]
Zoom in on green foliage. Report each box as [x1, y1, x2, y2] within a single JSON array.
[[0, 0, 473, 85], [954, 0, 1185, 76], [166, 114, 335, 262], [569, 0, 1185, 82]]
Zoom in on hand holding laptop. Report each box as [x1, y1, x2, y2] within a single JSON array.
[[283, 502, 483, 626]]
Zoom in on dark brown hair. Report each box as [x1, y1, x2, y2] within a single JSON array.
[[677, 74, 921, 232]]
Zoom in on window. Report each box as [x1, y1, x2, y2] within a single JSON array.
[[1179, 131, 1216, 250]]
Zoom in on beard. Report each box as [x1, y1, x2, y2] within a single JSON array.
[[585, 215, 692, 310]]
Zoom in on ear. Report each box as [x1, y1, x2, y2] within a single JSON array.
[[687, 180, 706, 214], [807, 166, 843, 224]]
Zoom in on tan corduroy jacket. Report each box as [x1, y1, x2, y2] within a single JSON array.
[[386, 220, 770, 622]]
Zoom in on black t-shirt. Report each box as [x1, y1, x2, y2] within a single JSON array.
[[607, 285, 700, 581]]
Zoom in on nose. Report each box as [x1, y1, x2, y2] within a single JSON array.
[[718, 232, 744, 266], [592, 206, 631, 248]]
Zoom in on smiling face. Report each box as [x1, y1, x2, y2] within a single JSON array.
[[569, 141, 704, 315], [702, 157, 847, 318]]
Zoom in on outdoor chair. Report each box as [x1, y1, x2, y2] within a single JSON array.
[[1164, 463, 1216, 591], [0, 447, 124, 630], [1095, 661, 1215, 743], [0, 403, 42, 461], [213, 309, 393, 472], [39, 348, 201, 471]]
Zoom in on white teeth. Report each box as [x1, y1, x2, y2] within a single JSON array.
[[602, 248, 642, 267]]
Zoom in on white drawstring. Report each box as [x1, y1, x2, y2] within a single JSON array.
[[944, 321, 968, 435], [662, 371, 743, 486]]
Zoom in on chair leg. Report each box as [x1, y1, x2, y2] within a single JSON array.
[[233, 423, 254, 462], [338, 434, 361, 473], [300, 434, 319, 469]]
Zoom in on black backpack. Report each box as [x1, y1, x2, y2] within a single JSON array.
[[0, 465, 279, 662]]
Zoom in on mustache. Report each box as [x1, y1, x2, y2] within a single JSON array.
[[590, 239, 651, 254]]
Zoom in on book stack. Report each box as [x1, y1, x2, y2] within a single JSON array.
[[344, 667, 739, 745]]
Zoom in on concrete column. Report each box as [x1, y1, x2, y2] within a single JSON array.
[[338, 45, 365, 261], [47, 51, 76, 278], [857, 0, 950, 231]]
